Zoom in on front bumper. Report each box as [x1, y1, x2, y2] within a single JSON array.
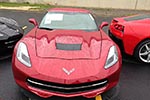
[[12, 61, 121, 99], [26, 77, 108, 95], [20, 87, 99, 100], [20, 85, 118, 100]]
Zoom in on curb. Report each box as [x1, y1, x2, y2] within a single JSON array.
[[0, 6, 39, 11]]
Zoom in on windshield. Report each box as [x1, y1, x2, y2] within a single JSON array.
[[39, 12, 98, 31]]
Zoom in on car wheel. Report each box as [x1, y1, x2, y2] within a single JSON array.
[[134, 40, 150, 63], [20, 87, 47, 100], [102, 83, 120, 100], [16, 86, 29, 100]]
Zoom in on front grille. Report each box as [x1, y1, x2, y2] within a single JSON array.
[[27, 78, 108, 94]]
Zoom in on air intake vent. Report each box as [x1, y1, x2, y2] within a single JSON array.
[[27, 78, 108, 94], [56, 43, 81, 51]]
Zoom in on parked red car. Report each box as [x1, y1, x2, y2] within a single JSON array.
[[109, 14, 150, 63], [12, 8, 122, 99]]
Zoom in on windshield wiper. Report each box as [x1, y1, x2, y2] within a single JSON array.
[[39, 27, 53, 30]]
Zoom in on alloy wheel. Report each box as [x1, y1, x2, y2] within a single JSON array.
[[139, 42, 150, 63]]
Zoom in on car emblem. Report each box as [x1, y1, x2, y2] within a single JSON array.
[[62, 68, 75, 75]]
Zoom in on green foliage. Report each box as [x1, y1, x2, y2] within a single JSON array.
[[0, 2, 54, 11]]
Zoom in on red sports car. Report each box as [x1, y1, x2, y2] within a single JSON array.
[[109, 14, 150, 63], [12, 8, 122, 99]]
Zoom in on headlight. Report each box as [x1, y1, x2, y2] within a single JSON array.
[[105, 46, 118, 69], [17, 42, 31, 67]]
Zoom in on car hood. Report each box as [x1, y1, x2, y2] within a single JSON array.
[[0, 22, 22, 40], [35, 29, 102, 59]]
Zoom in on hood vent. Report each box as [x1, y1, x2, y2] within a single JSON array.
[[56, 43, 81, 51]]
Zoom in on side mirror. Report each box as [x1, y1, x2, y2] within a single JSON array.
[[99, 22, 108, 29], [29, 18, 38, 26]]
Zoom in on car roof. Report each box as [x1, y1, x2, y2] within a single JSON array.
[[48, 8, 91, 13]]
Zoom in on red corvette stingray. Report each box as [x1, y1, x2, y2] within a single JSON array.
[[12, 8, 122, 99], [109, 14, 150, 63]]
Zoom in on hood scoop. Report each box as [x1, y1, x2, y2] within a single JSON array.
[[56, 36, 82, 51], [56, 43, 81, 51]]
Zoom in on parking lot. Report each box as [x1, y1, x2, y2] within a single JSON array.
[[0, 9, 150, 100]]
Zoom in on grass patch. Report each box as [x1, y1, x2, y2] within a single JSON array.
[[0, 2, 54, 11]]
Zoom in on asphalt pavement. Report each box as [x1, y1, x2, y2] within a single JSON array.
[[0, 9, 150, 100]]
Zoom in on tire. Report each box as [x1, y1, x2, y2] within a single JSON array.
[[19, 93, 30, 100], [102, 83, 120, 100], [134, 39, 150, 63], [16, 86, 29, 100], [20, 88, 37, 100], [20, 87, 46, 100]]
